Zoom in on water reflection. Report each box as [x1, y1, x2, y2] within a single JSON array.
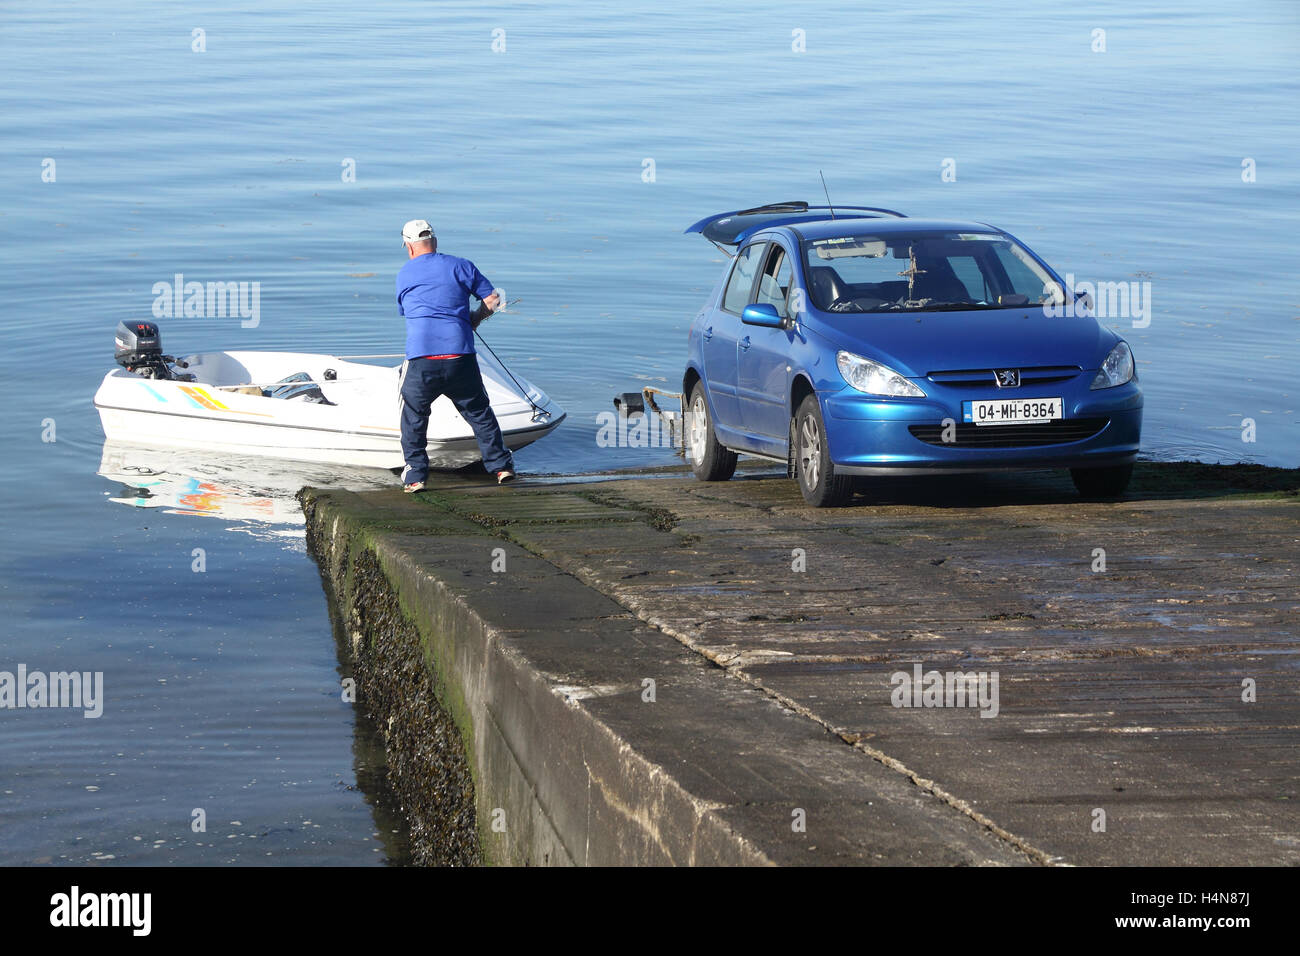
[[98, 441, 393, 528]]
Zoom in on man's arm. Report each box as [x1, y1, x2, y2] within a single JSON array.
[[463, 258, 500, 327]]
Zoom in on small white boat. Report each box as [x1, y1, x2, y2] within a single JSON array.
[[94, 322, 564, 469]]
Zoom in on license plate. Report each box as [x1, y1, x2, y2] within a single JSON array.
[[962, 397, 1064, 426]]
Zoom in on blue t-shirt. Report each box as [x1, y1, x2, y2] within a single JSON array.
[[395, 252, 495, 358]]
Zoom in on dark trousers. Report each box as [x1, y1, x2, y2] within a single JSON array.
[[399, 355, 514, 482]]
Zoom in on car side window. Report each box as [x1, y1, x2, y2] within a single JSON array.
[[755, 245, 794, 319], [722, 242, 766, 314]]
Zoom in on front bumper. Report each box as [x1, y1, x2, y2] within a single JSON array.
[[821, 381, 1143, 475]]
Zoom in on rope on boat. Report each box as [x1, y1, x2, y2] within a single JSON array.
[[473, 329, 549, 422]]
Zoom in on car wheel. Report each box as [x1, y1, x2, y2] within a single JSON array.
[[687, 383, 737, 481], [794, 394, 853, 507], [1070, 463, 1133, 498]]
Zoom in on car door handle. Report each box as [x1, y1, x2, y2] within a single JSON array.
[[738, 336, 751, 351], [703, 326, 713, 341]]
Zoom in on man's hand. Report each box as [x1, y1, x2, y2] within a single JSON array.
[[471, 292, 502, 329]]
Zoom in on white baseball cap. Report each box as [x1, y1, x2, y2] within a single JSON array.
[[401, 219, 435, 243]]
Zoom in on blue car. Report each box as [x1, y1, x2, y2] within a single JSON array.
[[682, 202, 1142, 506]]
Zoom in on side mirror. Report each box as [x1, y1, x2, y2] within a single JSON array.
[[741, 303, 785, 328], [1074, 289, 1094, 311]]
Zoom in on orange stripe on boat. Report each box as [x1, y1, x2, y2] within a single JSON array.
[[179, 386, 227, 411], [178, 386, 273, 417]]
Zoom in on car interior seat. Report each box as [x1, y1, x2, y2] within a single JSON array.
[[910, 258, 971, 303], [808, 265, 846, 306]]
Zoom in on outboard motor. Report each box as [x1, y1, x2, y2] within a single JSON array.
[[114, 321, 190, 379]]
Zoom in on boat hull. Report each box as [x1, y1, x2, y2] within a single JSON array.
[[94, 350, 564, 469]]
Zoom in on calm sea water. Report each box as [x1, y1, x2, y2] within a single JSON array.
[[1, 1, 1296, 864]]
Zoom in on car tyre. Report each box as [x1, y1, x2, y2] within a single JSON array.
[[687, 383, 737, 481], [1070, 463, 1133, 498], [794, 393, 853, 507]]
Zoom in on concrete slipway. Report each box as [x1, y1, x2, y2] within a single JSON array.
[[300, 462, 1299, 866]]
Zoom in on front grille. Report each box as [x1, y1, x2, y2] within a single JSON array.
[[927, 366, 1081, 387], [909, 418, 1109, 448]]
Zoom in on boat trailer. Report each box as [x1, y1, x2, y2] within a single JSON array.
[[613, 387, 687, 455]]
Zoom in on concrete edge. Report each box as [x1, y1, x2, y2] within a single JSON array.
[[300, 488, 777, 865]]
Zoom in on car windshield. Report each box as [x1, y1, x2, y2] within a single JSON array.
[[801, 232, 1066, 313]]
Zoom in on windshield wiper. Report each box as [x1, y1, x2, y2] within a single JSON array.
[[909, 301, 999, 311], [827, 300, 1020, 314]]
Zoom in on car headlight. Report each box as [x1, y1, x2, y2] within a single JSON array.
[[836, 351, 925, 398], [1090, 341, 1135, 389]]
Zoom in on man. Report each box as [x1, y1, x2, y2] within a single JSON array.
[[395, 218, 516, 492]]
